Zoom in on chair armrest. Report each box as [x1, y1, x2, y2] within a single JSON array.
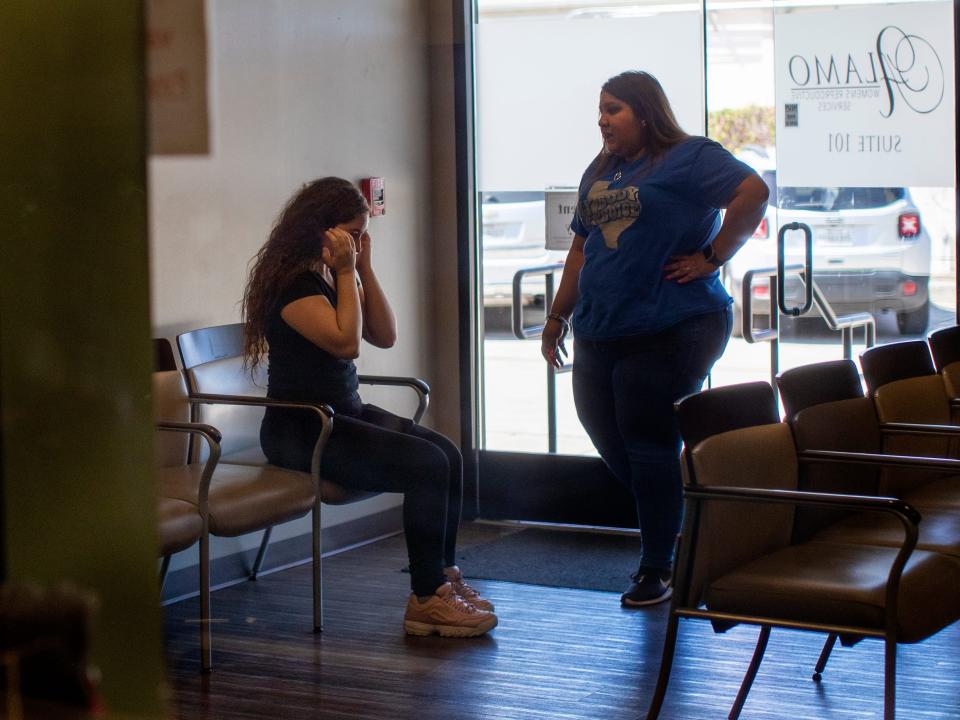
[[189, 393, 334, 423], [187, 393, 334, 486], [357, 375, 430, 424], [684, 484, 920, 526], [682, 484, 920, 615], [881, 421, 960, 437], [155, 421, 222, 507], [799, 448, 960, 488], [156, 420, 222, 445]]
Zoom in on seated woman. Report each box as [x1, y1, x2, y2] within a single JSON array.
[[241, 177, 496, 637]]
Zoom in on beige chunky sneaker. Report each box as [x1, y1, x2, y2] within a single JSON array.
[[444, 565, 495, 612], [404, 582, 498, 637]]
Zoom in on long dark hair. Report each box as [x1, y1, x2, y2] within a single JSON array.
[[586, 70, 689, 183], [241, 176, 368, 372]]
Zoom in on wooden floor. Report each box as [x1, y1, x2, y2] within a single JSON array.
[[163, 523, 960, 720]]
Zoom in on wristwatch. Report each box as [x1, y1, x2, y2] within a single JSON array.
[[702, 243, 725, 267]]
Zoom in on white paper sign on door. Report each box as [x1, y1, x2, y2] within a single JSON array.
[[545, 189, 578, 251]]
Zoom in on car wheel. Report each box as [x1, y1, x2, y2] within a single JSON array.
[[896, 301, 929, 336]]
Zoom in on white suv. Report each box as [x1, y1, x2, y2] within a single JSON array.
[[481, 191, 566, 309], [727, 149, 931, 336]]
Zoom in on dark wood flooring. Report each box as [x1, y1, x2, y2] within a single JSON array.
[[163, 523, 960, 719]]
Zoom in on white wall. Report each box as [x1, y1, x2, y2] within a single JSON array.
[[150, 0, 457, 565]]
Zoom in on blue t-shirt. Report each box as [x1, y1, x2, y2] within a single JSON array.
[[569, 136, 753, 339]]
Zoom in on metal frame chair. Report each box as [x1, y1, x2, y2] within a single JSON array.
[[860, 340, 936, 397], [174, 323, 429, 649], [646, 381, 960, 720], [153, 338, 220, 671]]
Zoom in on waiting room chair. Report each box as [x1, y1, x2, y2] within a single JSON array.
[[927, 325, 960, 421], [153, 338, 220, 671], [927, 324, 960, 372], [778, 359, 960, 679], [860, 340, 936, 396], [860, 341, 960, 469], [778, 359, 960, 513], [175, 323, 429, 637], [646, 381, 960, 720]]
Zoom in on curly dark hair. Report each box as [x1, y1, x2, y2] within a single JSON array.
[[241, 177, 369, 372], [587, 70, 689, 182]]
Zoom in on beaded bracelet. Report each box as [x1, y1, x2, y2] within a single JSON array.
[[546, 312, 570, 332]]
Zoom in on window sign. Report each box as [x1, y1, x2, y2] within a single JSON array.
[[774, 2, 955, 187], [545, 188, 578, 251]]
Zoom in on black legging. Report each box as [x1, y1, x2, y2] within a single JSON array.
[[261, 403, 462, 596]]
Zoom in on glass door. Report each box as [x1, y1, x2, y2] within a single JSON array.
[[471, 0, 957, 525], [473, 0, 708, 525], [715, 0, 956, 389]]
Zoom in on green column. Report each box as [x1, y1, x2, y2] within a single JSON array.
[[0, 2, 166, 716]]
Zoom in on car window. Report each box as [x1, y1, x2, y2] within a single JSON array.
[[778, 186, 905, 211], [482, 191, 545, 204]]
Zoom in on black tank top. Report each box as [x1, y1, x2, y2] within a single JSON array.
[[264, 270, 362, 416]]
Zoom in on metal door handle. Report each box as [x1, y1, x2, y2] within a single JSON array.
[[777, 222, 813, 316]]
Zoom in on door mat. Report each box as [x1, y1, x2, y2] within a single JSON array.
[[453, 528, 643, 593]]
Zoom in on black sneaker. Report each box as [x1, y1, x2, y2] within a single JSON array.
[[621, 569, 673, 607]]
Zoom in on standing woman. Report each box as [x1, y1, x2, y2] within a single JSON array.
[[242, 177, 497, 636], [542, 71, 769, 606]]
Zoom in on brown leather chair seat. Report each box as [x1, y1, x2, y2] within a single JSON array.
[[158, 496, 203, 557], [706, 541, 960, 643], [160, 462, 314, 537], [215, 445, 377, 505]]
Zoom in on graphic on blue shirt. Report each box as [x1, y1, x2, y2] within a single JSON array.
[[578, 181, 642, 249], [568, 137, 754, 339]]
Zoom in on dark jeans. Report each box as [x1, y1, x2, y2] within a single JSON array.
[[261, 404, 462, 597], [572, 307, 733, 572]]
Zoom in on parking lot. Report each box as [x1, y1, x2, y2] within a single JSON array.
[[481, 286, 956, 455]]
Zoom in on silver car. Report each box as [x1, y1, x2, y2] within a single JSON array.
[[481, 191, 566, 309]]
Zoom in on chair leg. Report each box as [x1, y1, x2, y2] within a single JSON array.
[[250, 526, 273, 580], [729, 625, 771, 720], [312, 500, 323, 632], [159, 554, 171, 592], [813, 632, 838, 681], [884, 637, 896, 719], [200, 532, 212, 673], [645, 613, 681, 719]]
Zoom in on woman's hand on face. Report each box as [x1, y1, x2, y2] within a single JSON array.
[[355, 230, 372, 272], [664, 251, 715, 284], [322, 228, 357, 274], [540, 319, 569, 369]]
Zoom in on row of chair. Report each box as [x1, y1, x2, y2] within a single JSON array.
[[153, 324, 429, 672], [647, 331, 960, 720]]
